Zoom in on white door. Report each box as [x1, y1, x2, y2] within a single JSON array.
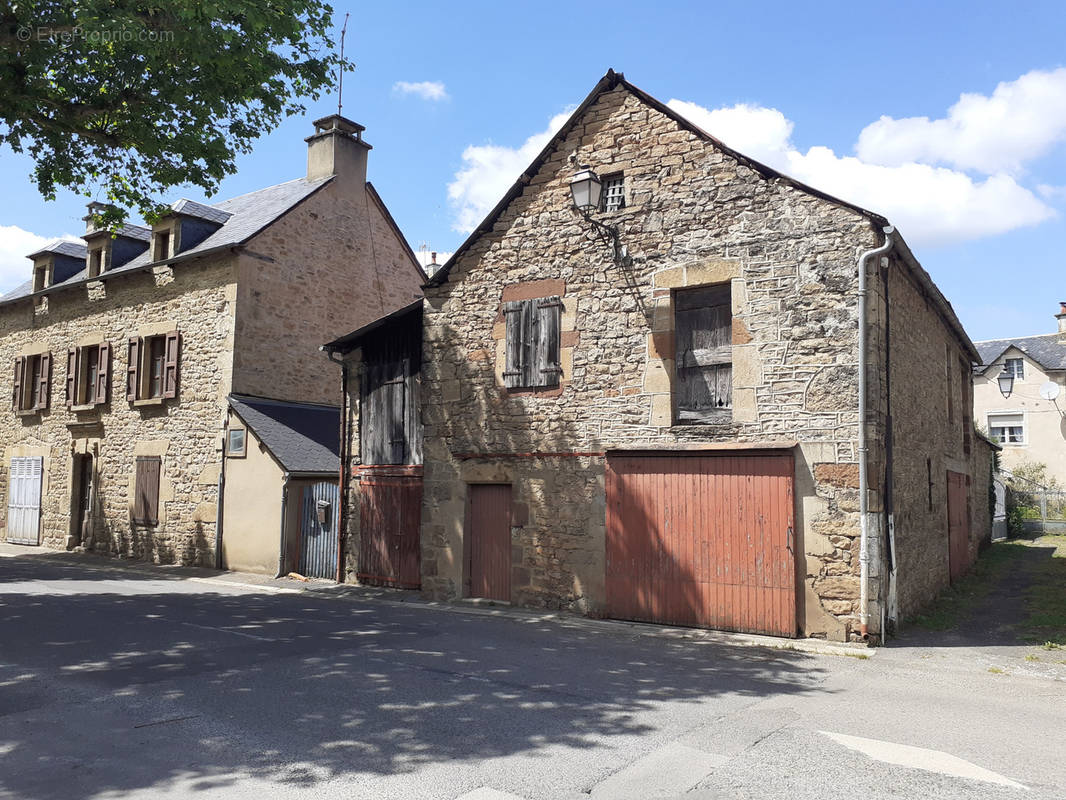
[[7, 457, 43, 545]]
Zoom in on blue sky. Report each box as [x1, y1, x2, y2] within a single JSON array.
[[2, 1, 1064, 342]]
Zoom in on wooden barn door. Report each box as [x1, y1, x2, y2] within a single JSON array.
[[605, 452, 796, 636], [467, 484, 512, 601], [947, 470, 971, 582], [357, 465, 423, 589]]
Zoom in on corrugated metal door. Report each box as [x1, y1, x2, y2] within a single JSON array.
[[299, 481, 339, 579], [357, 465, 422, 589], [468, 484, 512, 601], [7, 456, 43, 545], [947, 470, 970, 582], [606, 453, 796, 636]]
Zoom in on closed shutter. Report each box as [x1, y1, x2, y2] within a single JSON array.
[[163, 331, 180, 398], [66, 348, 77, 407], [12, 356, 23, 410], [127, 337, 140, 400], [502, 300, 526, 389], [134, 456, 161, 525], [534, 296, 562, 388], [97, 341, 111, 404], [676, 286, 732, 422], [36, 352, 51, 410], [361, 360, 407, 465]]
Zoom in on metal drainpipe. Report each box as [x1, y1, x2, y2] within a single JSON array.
[[214, 415, 229, 570], [324, 348, 349, 585], [275, 473, 291, 579], [857, 224, 896, 640]]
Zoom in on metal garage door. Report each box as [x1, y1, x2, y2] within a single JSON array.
[[7, 456, 43, 545], [605, 452, 796, 636], [298, 481, 339, 580]]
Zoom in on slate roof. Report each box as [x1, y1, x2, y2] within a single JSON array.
[[26, 240, 88, 260], [85, 223, 152, 242], [168, 198, 233, 225], [1, 176, 331, 305], [975, 333, 1066, 372], [229, 394, 340, 476]]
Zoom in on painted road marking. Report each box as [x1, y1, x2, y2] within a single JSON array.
[[821, 731, 1028, 790], [590, 742, 728, 799]]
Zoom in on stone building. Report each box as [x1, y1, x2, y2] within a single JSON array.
[[973, 304, 1066, 484], [333, 71, 995, 642], [1, 115, 424, 571]]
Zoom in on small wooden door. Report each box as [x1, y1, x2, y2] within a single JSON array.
[[357, 465, 422, 589], [947, 470, 970, 582], [468, 484, 512, 601], [7, 457, 43, 545]]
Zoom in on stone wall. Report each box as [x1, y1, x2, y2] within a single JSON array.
[[0, 258, 237, 563], [880, 253, 981, 620], [232, 182, 423, 406], [421, 84, 887, 639]]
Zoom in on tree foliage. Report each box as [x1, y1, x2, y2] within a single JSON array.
[[0, 1, 346, 225]]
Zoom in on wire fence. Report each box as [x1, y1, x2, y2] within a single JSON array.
[[1003, 471, 1066, 534]]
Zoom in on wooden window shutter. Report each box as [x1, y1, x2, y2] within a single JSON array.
[[127, 337, 140, 401], [12, 356, 23, 410], [534, 296, 562, 388], [675, 285, 732, 421], [66, 348, 77, 407], [502, 300, 525, 388], [163, 331, 181, 398], [134, 456, 161, 525], [36, 352, 51, 410], [96, 341, 111, 404]]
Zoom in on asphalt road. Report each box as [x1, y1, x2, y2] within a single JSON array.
[[1, 550, 1063, 800]]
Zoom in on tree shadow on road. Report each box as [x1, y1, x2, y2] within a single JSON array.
[[0, 555, 835, 799]]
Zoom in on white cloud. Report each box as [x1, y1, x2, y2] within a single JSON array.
[[0, 226, 80, 296], [393, 81, 449, 101], [666, 100, 794, 171], [855, 68, 1066, 175], [447, 110, 572, 233]]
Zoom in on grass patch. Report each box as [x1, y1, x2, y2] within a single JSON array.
[[988, 666, 1005, 674], [909, 540, 1029, 631], [1022, 535, 1066, 647]]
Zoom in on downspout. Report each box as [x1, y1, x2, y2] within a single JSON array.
[[275, 472, 291, 578], [324, 348, 349, 584], [857, 224, 895, 641], [215, 414, 229, 570]]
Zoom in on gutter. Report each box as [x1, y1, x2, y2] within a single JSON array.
[[857, 225, 896, 641]]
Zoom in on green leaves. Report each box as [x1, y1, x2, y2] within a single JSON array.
[[0, 0, 347, 224]]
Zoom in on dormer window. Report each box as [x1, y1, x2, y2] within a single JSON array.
[[154, 230, 171, 261], [33, 262, 50, 293], [87, 247, 104, 278]]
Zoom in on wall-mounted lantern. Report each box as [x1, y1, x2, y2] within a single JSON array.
[[569, 166, 603, 213], [998, 369, 1015, 398]]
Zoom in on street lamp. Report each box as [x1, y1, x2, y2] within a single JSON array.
[[569, 166, 602, 213], [998, 369, 1015, 398]]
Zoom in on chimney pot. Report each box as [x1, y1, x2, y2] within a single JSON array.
[[431, 251, 437, 265], [1058, 302, 1066, 333], [305, 114, 371, 186]]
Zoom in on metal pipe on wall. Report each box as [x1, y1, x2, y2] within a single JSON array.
[[275, 473, 291, 578]]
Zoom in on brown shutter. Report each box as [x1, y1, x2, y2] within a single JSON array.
[[66, 348, 77, 407], [12, 356, 24, 411], [502, 301, 524, 388], [97, 341, 111, 404], [127, 337, 140, 401], [534, 296, 562, 387], [163, 331, 181, 398], [37, 351, 51, 410], [134, 456, 161, 525], [675, 286, 732, 421]]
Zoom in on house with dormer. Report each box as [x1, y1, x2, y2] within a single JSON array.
[[0, 115, 424, 576]]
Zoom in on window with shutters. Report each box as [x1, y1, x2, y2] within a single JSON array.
[[133, 456, 161, 525], [502, 296, 562, 390], [12, 353, 52, 413], [66, 342, 111, 408], [674, 284, 732, 423], [126, 331, 181, 402]]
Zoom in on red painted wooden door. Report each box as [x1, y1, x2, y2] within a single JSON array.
[[468, 484, 512, 601], [947, 470, 971, 583], [358, 465, 422, 589], [605, 453, 796, 636]]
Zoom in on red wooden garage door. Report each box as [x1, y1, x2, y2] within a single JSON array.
[[605, 452, 796, 636]]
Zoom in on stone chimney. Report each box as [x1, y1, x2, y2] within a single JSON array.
[[1056, 302, 1066, 334], [306, 115, 371, 188]]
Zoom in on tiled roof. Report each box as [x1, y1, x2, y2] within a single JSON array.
[[975, 333, 1066, 372], [1, 176, 331, 305], [26, 240, 88, 260], [229, 395, 340, 476], [169, 198, 233, 225]]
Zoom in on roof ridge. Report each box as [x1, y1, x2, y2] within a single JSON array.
[[974, 331, 1062, 343]]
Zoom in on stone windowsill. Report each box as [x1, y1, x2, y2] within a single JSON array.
[[15, 408, 41, 418], [70, 403, 102, 413], [132, 396, 166, 408]]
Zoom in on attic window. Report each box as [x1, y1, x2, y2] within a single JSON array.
[[1003, 358, 1024, 379], [33, 263, 49, 292], [600, 173, 625, 212], [88, 248, 104, 278], [153, 230, 171, 261]]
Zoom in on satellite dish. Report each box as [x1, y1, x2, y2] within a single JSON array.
[[1040, 381, 1060, 401]]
